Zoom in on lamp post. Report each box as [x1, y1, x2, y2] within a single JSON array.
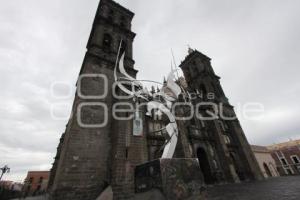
[[0, 165, 10, 181]]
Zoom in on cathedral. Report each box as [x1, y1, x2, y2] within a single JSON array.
[[48, 0, 263, 199]]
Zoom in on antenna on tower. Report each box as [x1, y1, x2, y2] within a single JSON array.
[[171, 48, 180, 80]]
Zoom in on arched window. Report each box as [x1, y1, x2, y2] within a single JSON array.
[[120, 16, 126, 28], [190, 64, 198, 78], [107, 10, 114, 23], [103, 33, 112, 50]]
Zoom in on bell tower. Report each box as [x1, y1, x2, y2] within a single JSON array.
[[180, 49, 228, 103], [87, 0, 136, 73], [179, 49, 263, 184], [49, 1, 139, 200]]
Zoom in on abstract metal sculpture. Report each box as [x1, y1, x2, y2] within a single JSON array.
[[114, 42, 182, 158]]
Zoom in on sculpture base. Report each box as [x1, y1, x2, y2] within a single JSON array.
[[134, 158, 206, 200]]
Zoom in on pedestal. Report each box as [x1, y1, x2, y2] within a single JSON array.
[[135, 158, 206, 200]]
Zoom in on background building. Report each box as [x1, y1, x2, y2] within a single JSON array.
[[251, 145, 279, 178], [268, 139, 300, 176], [0, 181, 23, 191], [23, 171, 49, 196], [0, 180, 13, 190], [0, 181, 23, 200]]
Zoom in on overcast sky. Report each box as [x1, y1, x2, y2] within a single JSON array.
[[1, 0, 300, 182]]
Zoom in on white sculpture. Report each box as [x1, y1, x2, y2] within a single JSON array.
[[114, 49, 182, 159]]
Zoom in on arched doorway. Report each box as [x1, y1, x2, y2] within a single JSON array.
[[263, 162, 272, 177], [197, 148, 214, 184]]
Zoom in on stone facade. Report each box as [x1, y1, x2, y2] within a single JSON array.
[[49, 0, 140, 199], [49, 0, 264, 199], [178, 50, 263, 184], [268, 139, 300, 176], [251, 145, 279, 178]]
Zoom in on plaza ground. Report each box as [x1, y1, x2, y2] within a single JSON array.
[[12, 176, 300, 200], [207, 176, 300, 200]]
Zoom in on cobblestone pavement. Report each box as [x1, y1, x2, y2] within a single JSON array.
[[207, 176, 300, 200], [12, 176, 300, 200]]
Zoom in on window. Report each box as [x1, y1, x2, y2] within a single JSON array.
[[108, 10, 114, 23], [125, 147, 129, 159], [39, 177, 43, 184], [120, 16, 126, 28], [277, 150, 284, 157], [29, 177, 33, 184], [291, 155, 300, 164], [102, 34, 112, 50], [190, 64, 198, 77], [280, 158, 288, 165]]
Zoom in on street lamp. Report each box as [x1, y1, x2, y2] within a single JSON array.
[[0, 165, 10, 181]]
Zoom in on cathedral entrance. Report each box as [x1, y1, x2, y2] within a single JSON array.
[[263, 163, 272, 177], [197, 148, 214, 184]]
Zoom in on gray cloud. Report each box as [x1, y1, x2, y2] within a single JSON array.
[[0, 0, 299, 182]]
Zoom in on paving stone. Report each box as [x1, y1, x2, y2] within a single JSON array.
[[207, 176, 300, 200]]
